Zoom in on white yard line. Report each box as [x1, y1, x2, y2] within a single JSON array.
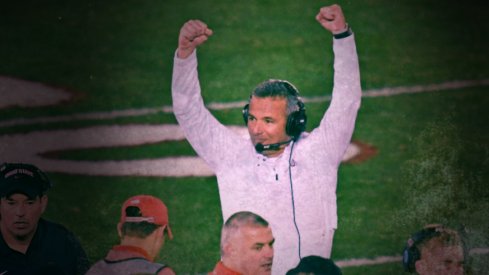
[[0, 76, 71, 109], [1, 78, 488, 128], [336, 255, 402, 267], [0, 124, 361, 177], [334, 247, 488, 268]]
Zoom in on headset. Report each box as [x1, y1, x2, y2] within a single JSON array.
[[242, 79, 307, 141], [402, 224, 445, 273], [242, 79, 307, 259]]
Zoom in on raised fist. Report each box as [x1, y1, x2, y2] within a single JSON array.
[[178, 20, 213, 59], [316, 4, 347, 34]]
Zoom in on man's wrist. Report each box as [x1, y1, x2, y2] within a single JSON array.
[[333, 24, 353, 39], [177, 48, 194, 59]]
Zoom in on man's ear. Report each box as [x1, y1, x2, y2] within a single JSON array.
[[223, 242, 235, 257], [40, 195, 48, 213], [150, 225, 165, 241], [157, 225, 166, 238], [117, 222, 123, 238], [154, 226, 166, 246]]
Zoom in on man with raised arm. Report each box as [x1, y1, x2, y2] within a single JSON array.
[[172, 4, 361, 274]]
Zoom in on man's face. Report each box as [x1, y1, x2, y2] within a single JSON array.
[[416, 244, 464, 275], [230, 225, 274, 275], [247, 96, 290, 157], [0, 193, 47, 241]]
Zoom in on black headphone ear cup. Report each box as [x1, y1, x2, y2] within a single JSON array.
[[286, 103, 307, 140], [242, 104, 249, 125], [286, 111, 299, 138], [402, 227, 440, 272], [403, 239, 420, 272]]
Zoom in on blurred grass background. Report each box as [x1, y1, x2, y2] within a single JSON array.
[[0, 0, 488, 273]]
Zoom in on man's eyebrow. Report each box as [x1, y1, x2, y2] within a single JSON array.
[[248, 113, 276, 121], [253, 238, 275, 246]]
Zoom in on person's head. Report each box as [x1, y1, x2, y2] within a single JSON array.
[[242, 79, 307, 157], [0, 163, 51, 241], [403, 224, 465, 275], [286, 255, 342, 275], [220, 211, 274, 275], [117, 195, 173, 260]]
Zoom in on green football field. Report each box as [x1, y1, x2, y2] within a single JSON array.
[[1, 0, 488, 274]]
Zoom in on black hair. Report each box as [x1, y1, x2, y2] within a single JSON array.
[[121, 206, 160, 238], [286, 255, 342, 275], [252, 79, 302, 116]]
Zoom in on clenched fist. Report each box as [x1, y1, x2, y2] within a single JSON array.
[[316, 4, 347, 34], [177, 20, 213, 59]]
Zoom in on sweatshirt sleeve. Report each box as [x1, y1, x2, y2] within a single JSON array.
[[171, 50, 243, 170], [314, 34, 362, 166]]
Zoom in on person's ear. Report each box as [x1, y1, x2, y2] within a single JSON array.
[[117, 222, 123, 238], [223, 242, 235, 257], [153, 225, 165, 241]]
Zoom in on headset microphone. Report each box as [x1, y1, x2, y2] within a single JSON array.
[[255, 139, 293, 153]]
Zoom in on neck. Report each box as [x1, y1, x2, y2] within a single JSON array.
[[261, 148, 285, 158], [113, 244, 153, 261], [257, 139, 292, 157], [221, 258, 243, 274], [120, 236, 156, 261]]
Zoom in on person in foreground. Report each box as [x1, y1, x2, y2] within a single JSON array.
[[172, 4, 361, 274], [0, 162, 89, 275], [86, 194, 175, 275], [403, 224, 465, 275], [209, 211, 274, 275], [286, 255, 342, 275]]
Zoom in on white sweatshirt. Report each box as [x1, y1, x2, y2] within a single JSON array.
[[172, 34, 361, 275]]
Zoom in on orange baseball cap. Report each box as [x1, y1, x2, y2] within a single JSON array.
[[120, 195, 173, 239]]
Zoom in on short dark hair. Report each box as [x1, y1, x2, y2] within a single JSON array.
[[286, 255, 342, 275], [251, 79, 302, 116], [120, 206, 161, 238], [418, 227, 463, 254], [402, 224, 464, 273], [221, 211, 269, 256], [224, 211, 269, 228]]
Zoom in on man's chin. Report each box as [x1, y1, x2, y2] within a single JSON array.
[[260, 262, 273, 273], [13, 234, 31, 241], [12, 227, 33, 239]]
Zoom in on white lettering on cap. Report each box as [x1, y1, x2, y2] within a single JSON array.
[[125, 217, 155, 223], [4, 169, 34, 179], [129, 199, 141, 205]]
